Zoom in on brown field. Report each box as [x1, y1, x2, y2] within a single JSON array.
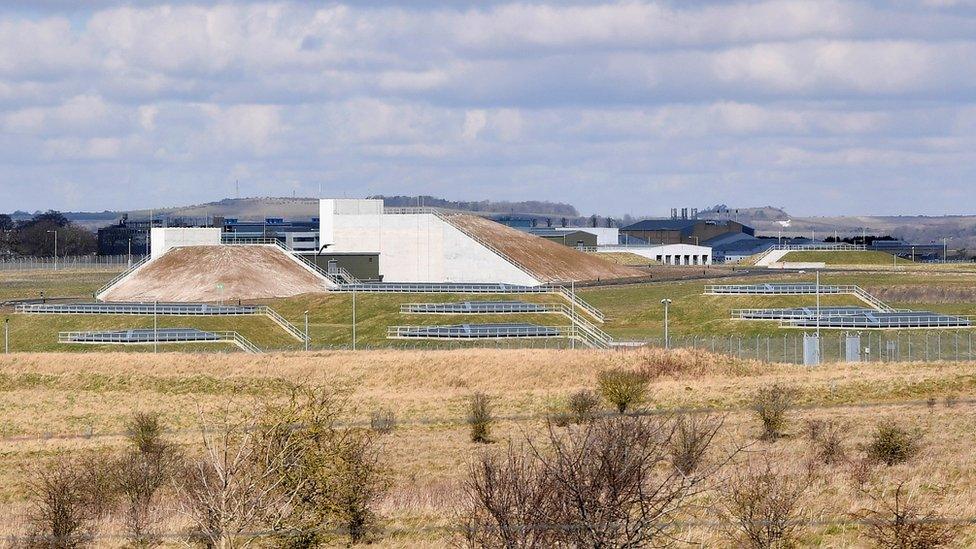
[[1, 349, 975, 546]]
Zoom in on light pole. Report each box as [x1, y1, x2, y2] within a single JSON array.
[[127, 238, 132, 268], [304, 310, 309, 352], [351, 289, 357, 351], [153, 300, 158, 354], [46, 230, 58, 271], [661, 299, 672, 349], [4, 318, 8, 354], [944, 237, 951, 263]]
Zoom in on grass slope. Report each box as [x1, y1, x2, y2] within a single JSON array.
[[781, 250, 909, 265]]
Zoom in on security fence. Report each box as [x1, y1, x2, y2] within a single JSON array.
[[0, 254, 139, 271], [645, 330, 976, 364]]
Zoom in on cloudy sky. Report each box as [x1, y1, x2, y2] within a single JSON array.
[[1, 1, 975, 216]]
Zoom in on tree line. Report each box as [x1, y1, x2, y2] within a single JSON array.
[[0, 211, 97, 257]]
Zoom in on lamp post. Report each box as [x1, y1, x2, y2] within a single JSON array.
[[351, 289, 357, 351], [304, 310, 309, 352], [153, 300, 158, 354], [4, 318, 8, 354], [46, 230, 58, 271], [661, 299, 672, 349]]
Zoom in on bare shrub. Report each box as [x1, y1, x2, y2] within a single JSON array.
[[808, 420, 847, 465], [566, 389, 601, 423], [722, 457, 812, 548], [468, 392, 494, 443], [370, 408, 397, 435], [461, 415, 732, 547], [175, 408, 303, 548], [670, 413, 724, 475], [22, 457, 97, 548], [462, 446, 556, 548], [848, 456, 877, 490], [944, 394, 958, 408], [855, 481, 958, 548], [752, 384, 798, 441], [116, 412, 179, 547], [596, 368, 648, 414], [865, 420, 922, 466]]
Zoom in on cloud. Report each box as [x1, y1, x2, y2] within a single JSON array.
[[0, 0, 973, 216]]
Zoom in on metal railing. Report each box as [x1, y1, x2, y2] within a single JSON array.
[[731, 308, 868, 320], [387, 325, 572, 339], [0, 254, 139, 272], [20, 302, 306, 342], [551, 285, 606, 322], [781, 314, 974, 330], [94, 255, 152, 299], [398, 301, 613, 348], [337, 282, 547, 294], [58, 330, 262, 354], [431, 210, 541, 284], [705, 283, 894, 312]]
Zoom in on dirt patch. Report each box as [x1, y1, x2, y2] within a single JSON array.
[[447, 215, 645, 283], [867, 285, 976, 304], [102, 245, 332, 302]]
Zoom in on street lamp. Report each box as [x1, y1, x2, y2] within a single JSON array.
[[46, 230, 58, 271], [661, 299, 672, 349], [4, 318, 8, 354], [351, 289, 357, 351], [304, 310, 309, 352]]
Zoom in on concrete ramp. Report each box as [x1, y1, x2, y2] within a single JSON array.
[[444, 214, 645, 283], [100, 245, 334, 302]]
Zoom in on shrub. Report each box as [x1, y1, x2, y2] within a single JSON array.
[[462, 446, 556, 548], [23, 457, 98, 548], [865, 420, 922, 466], [855, 482, 958, 548], [722, 458, 812, 549], [370, 408, 397, 435], [178, 389, 388, 547], [809, 420, 847, 465], [468, 392, 493, 444], [670, 413, 724, 475], [752, 384, 798, 441], [462, 416, 727, 548], [596, 368, 648, 414], [117, 412, 179, 547], [566, 389, 601, 423]]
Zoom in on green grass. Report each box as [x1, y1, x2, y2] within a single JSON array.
[[6, 266, 976, 352], [0, 269, 119, 301], [781, 250, 910, 265]]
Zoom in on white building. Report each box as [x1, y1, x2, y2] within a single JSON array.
[[150, 227, 222, 257], [319, 199, 541, 285], [595, 243, 712, 265]]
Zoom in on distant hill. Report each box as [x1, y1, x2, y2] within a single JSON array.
[[10, 196, 580, 231], [371, 195, 578, 216]]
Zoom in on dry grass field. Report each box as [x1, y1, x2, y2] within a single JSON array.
[[0, 349, 974, 547]]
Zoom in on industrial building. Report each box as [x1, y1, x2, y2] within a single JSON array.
[[620, 218, 753, 246]]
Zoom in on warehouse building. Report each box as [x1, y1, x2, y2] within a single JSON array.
[[620, 218, 753, 246]]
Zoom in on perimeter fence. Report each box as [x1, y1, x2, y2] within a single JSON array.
[[0, 255, 140, 272]]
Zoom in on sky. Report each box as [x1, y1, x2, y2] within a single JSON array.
[[1, 1, 975, 217]]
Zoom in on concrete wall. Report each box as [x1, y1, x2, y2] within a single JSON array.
[[554, 227, 619, 246], [150, 228, 221, 258], [319, 199, 540, 285]]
